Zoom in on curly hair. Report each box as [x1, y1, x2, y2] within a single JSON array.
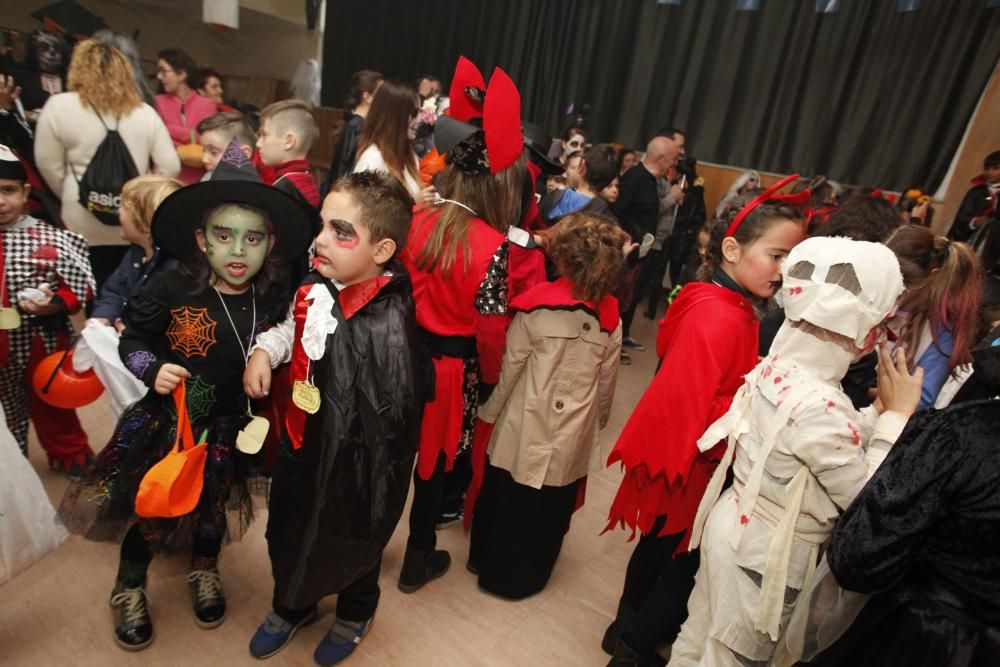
[[697, 189, 801, 282], [546, 213, 628, 303], [121, 175, 183, 235], [67, 39, 143, 117]]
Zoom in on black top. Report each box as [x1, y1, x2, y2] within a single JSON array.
[[612, 162, 660, 241], [327, 112, 364, 187], [119, 270, 286, 425], [828, 401, 1000, 626]]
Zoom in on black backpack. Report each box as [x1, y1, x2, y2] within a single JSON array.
[[71, 115, 139, 225]]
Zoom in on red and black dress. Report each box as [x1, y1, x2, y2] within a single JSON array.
[[400, 204, 509, 552]]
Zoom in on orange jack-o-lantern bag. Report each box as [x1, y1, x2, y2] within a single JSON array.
[[135, 379, 207, 518]]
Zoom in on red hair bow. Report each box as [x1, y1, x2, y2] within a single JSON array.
[[726, 173, 809, 238]]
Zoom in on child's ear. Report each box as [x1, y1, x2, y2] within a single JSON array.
[[284, 132, 297, 151], [721, 236, 742, 264], [195, 228, 207, 253], [21, 183, 31, 200], [267, 232, 276, 255], [240, 144, 253, 158], [372, 237, 397, 266]]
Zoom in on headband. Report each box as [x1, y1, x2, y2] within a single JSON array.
[[725, 173, 809, 238]]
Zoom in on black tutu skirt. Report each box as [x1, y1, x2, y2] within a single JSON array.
[[58, 396, 264, 554]]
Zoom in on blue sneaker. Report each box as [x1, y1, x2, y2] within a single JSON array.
[[249, 608, 317, 659], [313, 616, 373, 666]]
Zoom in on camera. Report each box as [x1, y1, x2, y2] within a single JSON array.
[[677, 156, 698, 180]]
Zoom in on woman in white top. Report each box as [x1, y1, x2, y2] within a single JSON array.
[[34, 39, 179, 287], [353, 79, 433, 203]]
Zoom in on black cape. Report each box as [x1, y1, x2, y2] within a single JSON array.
[[810, 400, 1000, 666], [266, 269, 422, 610]]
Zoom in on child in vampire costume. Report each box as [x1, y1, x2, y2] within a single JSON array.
[[246, 171, 422, 665], [58, 141, 316, 651]]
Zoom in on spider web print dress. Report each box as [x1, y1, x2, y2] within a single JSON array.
[[59, 270, 285, 553]]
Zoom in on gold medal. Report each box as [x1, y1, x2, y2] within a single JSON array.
[[292, 379, 321, 414], [0, 307, 21, 330], [236, 414, 270, 454]]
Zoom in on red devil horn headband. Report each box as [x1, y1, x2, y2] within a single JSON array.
[[725, 173, 809, 238], [449, 55, 486, 123]]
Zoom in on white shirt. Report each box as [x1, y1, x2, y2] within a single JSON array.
[[353, 144, 422, 198]]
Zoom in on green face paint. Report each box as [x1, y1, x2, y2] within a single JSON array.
[[203, 204, 270, 290]]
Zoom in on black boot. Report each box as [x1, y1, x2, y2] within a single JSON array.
[[606, 638, 667, 667], [109, 580, 154, 651], [601, 603, 637, 655], [187, 567, 227, 628], [397, 546, 451, 593]]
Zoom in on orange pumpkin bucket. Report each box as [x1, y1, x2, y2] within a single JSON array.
[[32, 347, 104, 409]]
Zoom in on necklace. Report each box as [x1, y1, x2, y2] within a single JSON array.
[[212, 284, 271, 454], [212, 284, 256, 363]]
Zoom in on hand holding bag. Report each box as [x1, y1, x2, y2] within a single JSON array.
[[135, 379, 208, 518]]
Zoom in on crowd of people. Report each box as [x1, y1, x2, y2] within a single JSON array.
[[1, 26, 999, 667]]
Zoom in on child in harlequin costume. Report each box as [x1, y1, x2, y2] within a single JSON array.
[[603, 176, 809, 667], [58, 140, 316, 651], [468, 213, 626, 599], [668, 236, 921, 666], [397, 56, 526, 592], [0, 144, 95, 474], [244, 171, 421, 665]]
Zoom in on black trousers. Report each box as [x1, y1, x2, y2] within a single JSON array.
[[406, 451, 449, 552], [273, 557, 382, 624], [442, 448, 472, 515], [618, 517, 700, 656]]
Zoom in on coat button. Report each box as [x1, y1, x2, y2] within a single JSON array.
[[582, 322, 592, 332], [555, 400, 564, 410]]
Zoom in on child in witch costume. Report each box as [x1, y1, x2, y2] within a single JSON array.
[[244, 171, 421, 664], [602, 177, 807, 667], [0, 143, 95, 474], [58, 140, 315, 651], [469, 213, 626, 599], [397, 57, 526, 592]]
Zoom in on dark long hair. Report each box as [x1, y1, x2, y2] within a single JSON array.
[[345, 69, 383, 109], [355, 79, 420, 188]]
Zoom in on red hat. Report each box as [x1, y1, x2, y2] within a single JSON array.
[[435, 56, 523, 175]]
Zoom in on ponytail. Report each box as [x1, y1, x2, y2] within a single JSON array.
[[888, 226, 983, 370]]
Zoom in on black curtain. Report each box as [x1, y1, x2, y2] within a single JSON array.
[[322, 0, 1000, 191]]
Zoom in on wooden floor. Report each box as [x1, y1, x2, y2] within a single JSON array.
[[1, 313, 663, 667]]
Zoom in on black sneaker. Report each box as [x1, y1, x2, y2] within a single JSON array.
[[187, 568, 227, 628], [398, 547, 451, 593], [109, 582, 154, 651], [622, 336, 646, 351], [436, 509, 463, 530]]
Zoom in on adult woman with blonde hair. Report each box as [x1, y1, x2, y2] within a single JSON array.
[[35, 39, 180, 287], [353, 78, 430, 201]]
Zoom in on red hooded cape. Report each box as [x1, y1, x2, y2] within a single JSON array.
[[604, 282, 759, 551]]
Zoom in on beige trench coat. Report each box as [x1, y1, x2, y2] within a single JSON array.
[[478, 305, 622, 489]]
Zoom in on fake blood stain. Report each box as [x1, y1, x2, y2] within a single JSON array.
[[847, 422, 861, 445]]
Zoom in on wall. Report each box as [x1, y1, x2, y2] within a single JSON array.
[[5, 0, 320, 83]]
